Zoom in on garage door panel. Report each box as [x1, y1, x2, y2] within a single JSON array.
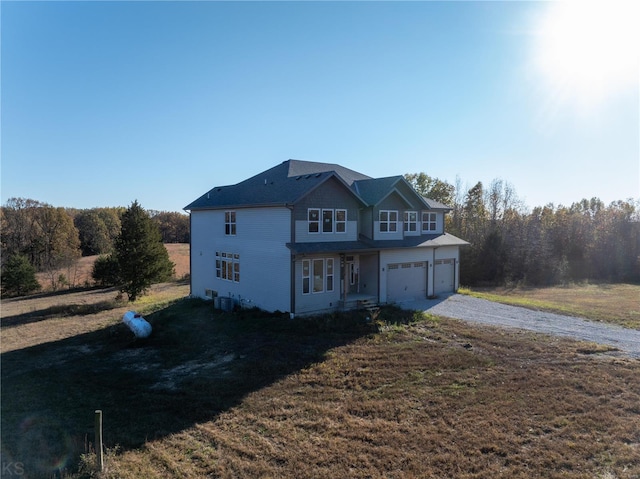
[[434, 259, 454, 295], [387, 262, 426, 302]]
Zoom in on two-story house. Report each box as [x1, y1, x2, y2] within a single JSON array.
[[184, 160, 468, 316]]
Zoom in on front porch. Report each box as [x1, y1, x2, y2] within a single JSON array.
[[340, 292, 379, 312]]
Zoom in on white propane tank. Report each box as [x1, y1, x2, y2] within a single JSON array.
[[122, 311, 152, 338]]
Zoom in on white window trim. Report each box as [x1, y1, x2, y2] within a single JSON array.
[[421, 212, 437, 232], [302, 258, 335, 294], [225, 211, 236, 236], [322, 209, 334, 233], [308, 208, 320, 234], [326, 258, 334, 292], [312, 258, 324, 293], [308, 208, 348, 234], [404, 211, 418, 232], [379, 210, 398, 233], [216, 251, 240, 283], [302, 259, 311, 294], [335, 209, 347, 233]]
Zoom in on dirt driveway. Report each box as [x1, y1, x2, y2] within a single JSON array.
[[401, 294, 640, 359]]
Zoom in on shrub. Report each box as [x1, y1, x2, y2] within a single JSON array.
[[92, 254, 121, 287], [1, 254, 41, 297]]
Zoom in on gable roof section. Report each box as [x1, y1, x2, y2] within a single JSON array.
[[287, 160, 371, 185], [354, 176, 434, 209], [184, 160, 370, 211]]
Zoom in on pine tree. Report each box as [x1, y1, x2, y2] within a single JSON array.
[[1, 254, 41, 297], [114, 201, 174, 301]]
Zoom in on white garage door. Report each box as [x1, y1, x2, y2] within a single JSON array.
[[387, 262, 426, 302], [434, 259, 455, 295]]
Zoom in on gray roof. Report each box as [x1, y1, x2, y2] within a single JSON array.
[[422, 197, 452, 211], [185, 159, 450, 211], [352, 176, 405, 206], [287, 233, 469, 255], [184, 160, 370, 210], [286, 160, 371, 185]]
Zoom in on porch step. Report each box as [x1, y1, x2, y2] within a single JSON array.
[[357, 299, 380, 313]]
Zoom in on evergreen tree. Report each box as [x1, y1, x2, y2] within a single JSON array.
[[114, 201, 174, 301], [91, 254, 121, 287], [1, 254, 41, 297]]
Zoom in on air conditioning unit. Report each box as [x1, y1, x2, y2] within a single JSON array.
[[219, 297, 234, 312]]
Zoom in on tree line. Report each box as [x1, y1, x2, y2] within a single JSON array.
[[0, 198, 188, 295], [2, 177, 639, 296], [406, 173, 640, 286]]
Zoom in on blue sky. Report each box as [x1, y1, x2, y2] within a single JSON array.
[[2, 1, 638, 212]]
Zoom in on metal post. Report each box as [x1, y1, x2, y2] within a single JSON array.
[[95, 410, 104, 472]]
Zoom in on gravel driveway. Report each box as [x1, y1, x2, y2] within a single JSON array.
[[400, 294, 640, 359]]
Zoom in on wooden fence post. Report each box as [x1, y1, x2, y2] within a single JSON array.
[[95, 410, 104, 472]]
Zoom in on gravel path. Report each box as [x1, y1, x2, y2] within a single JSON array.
[[400, 294, 640, 359]]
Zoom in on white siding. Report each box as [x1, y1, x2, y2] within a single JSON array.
[[420, 211, 444, 235], [190, 207, 291, 312], [373, 222, 404, 241]]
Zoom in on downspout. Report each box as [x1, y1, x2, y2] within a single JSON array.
[[187, 210, 193, 297], [287, 204, 296, 317]]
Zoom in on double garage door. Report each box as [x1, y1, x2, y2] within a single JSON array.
[[386, 259, 455, 302]]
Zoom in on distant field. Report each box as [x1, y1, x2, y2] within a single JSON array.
[[34, 243, 190, 291], [460, 283, 640, 329], [1, 284, 638, 478]]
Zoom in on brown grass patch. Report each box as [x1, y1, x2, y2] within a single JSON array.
[[102, 318, 640, 479], [33, 243, 190, 292]]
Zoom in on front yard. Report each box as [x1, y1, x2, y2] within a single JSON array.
[[1, 283, 639, 478]]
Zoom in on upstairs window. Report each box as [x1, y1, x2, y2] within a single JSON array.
[[336, 209, 347, 233], [379, 210, 398, 232], [225, 211, 236, 235], [404, 211, 418, 232], [322, 209, 333, 233], [308, 209, 320, 233], [422, 212, 437, 232], [308, 208, 347, 234]]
